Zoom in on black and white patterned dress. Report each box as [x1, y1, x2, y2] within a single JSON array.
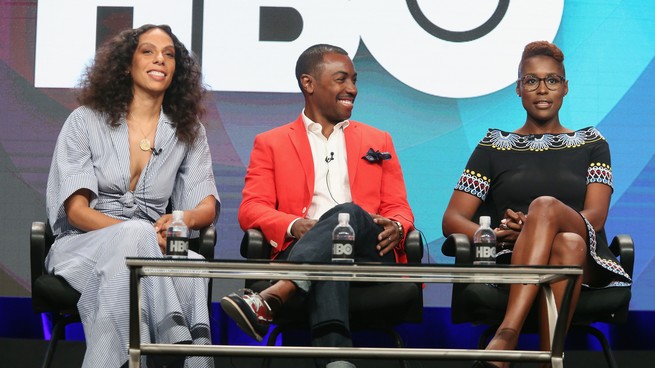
[[45, 106, 219, 367], [454, 127, 631, 287]]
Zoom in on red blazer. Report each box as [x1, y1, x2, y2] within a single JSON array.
[[238, 115, 414, 263]]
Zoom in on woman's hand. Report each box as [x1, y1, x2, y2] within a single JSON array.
[[154, 213, 173, 254], [495, 209, 527, 247], [153, 196, 217, 255]]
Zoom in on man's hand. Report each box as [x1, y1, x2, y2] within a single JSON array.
[[371, 214, 400, 256], [291, 218, 317, 239]]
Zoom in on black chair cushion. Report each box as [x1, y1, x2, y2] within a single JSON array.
[[452, 284, 511, 325], [453, 283, 631, 327], [573, 287, 631, 323], [32, 274, 81, 314]]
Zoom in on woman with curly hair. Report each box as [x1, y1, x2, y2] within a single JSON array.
[[442, 41, 631, 368], [45, 24, 219, 368]]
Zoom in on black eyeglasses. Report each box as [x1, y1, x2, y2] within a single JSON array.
[[518, 74, 566, 92]]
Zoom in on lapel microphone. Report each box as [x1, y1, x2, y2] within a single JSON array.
[[151, 147, 162, 156], [325, 152, 334, 163]]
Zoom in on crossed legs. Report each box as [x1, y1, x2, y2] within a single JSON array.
[[483, 196, 605, 368]]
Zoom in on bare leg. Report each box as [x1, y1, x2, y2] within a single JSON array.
[[537, 236, 613, 366], [536, 233, 586, 368], [484, 196, 589, 368]]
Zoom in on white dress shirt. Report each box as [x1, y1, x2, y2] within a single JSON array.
[[287, 111, 352, 237]]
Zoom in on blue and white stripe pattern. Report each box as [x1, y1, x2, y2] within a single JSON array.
[[45, 106, 219, 368]]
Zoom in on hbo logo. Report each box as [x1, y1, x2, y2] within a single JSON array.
[[333, 243, 354, 256]]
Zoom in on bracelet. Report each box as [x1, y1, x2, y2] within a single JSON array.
[[393, 220, 404, 240]]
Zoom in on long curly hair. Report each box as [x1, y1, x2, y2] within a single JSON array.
[[77, 24, 206, 144]]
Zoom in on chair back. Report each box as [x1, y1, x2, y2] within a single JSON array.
[[30, 221, 81, 314], [29, 221, 52, 292]]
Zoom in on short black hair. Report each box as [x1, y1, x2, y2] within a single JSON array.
[[518, 40, 566, 77], [295, 44, 349, 90]]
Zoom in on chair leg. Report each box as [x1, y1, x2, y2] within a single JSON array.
[[207, 279, 214, 315], [266, 325, 283, 346], [42, 316, 65, 368], [261, 326, 283, 368], [577, 325, 618, 368], [42, 313, 81, 368], [383, 328, 405, 349], [387, 329, 409, 368], [371, 328, 408, 368]]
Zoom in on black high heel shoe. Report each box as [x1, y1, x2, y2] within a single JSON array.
[[472, 361, 501, 368]]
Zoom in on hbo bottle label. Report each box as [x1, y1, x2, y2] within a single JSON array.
[[332, 241, 354, 262], [474, 243, 496, 265], [166, 237, 189, 257]]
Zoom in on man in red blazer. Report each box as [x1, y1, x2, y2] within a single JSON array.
[[221, 44, 414, 368]]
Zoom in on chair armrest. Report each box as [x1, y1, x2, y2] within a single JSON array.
[[30, 222, 47, 286], [405, 230, 423, 264], [610, 234, 634, 278], [240, 229, 269, 260], [441, 233, 473, 264], [196, 225, 217, 260], [240, 229, 424, 263], [441, 233, 634, 273]]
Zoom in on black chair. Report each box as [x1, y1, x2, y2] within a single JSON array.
[[240, 228, 424, 368], [30, 220, 217, 368], [441, 233, 634, 368]]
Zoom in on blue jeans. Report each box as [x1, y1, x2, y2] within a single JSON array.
[[278, 203, 395, 348]]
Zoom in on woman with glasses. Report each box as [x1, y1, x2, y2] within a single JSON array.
[[442, 41, 631, 368]]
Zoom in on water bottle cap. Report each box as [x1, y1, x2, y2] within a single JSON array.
[[338, 213, 350, 223], [479, 216, 491, 227], [172, 210, 184, 221]]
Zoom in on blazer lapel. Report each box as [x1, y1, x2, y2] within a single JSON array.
[[345, 121, 362, 185], [289, 117, 315, 196]]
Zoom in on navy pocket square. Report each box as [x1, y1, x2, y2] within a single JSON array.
[[362, 148, 392, 163]]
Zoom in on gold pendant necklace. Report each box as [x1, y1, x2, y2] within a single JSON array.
[[139, 138, 151, 151], [128, 113, 157, 152]]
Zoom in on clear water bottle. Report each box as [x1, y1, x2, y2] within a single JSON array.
[[473, 216, 496, 265], [332, 213, 355, 263], [166, 210, 189, 258]]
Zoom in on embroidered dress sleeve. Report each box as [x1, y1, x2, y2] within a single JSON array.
[[454, 140, 493, 201], [586, 138, 613, 191], [171, 123, 220, 223], [46, 107, 100, 234]]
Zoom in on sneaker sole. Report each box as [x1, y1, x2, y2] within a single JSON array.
[[220, 296, 264, 342]]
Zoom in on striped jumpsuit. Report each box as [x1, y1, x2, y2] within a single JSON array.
[[46, 106, 219, 368]]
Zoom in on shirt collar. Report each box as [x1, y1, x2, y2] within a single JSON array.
[[301, 109, 350, 134]]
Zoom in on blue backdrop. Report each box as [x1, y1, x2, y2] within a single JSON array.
[[0, 1, 653, 320]]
